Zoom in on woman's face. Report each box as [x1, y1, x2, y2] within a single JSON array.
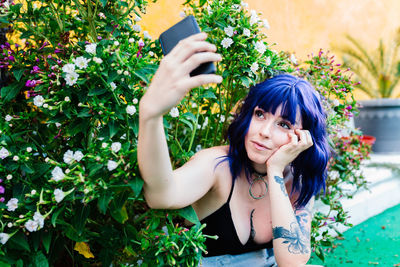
[[244, 105, 302, 172]]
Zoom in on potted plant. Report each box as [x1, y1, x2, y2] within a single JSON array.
[[341, 31, 400, 153]]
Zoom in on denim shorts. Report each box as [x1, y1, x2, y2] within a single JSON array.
[[198, 248, 277, 267]]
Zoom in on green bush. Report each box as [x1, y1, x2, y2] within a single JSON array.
[[0, 0, 369, 265]]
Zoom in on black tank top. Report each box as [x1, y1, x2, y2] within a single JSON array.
[[200, 179, 273, 257]]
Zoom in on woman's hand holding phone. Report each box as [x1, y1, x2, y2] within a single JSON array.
[[139, 33, 222, 120]]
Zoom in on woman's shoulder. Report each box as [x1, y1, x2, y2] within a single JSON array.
[[192, 145, 229, 161]]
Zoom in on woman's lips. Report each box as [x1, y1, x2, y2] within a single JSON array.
[[252, 141, 269, 151]]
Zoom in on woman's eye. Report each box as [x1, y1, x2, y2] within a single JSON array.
[[254, 110, 264, 118], [278, 121, 291, 129]]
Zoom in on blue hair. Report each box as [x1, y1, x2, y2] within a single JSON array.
[[224, 74, 330, 207]]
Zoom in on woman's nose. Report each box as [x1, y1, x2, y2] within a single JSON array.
[[259, 121, 272, 138]]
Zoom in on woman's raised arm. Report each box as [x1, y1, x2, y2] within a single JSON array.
[[138, 33, 222, 209]]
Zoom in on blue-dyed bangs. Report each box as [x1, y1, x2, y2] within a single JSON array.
[[224, 74, 331, 207]]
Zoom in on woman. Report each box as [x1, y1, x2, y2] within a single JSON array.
[[138, 32, 330, 267]]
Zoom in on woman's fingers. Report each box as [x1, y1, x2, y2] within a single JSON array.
[[295, 129, 313, 149], [169, 33, 217, 62], [181, 74, 223, 89], [181, 52, 222, 75]]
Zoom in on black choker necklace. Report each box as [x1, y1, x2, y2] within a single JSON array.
[[249, 171, 268, 200]]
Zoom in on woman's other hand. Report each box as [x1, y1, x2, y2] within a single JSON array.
[[266, 129, 313, 173], [140, 32, 222, 119]]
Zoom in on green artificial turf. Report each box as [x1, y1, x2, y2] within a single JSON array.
[[309, 203, 400, 266]]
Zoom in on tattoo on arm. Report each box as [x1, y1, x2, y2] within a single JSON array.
[[272, 222, 310, 254], [274, 175, 288, 196]]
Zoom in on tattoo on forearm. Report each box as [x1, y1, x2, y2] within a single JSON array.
[[272, 222, 310, 254], [274, 176, 288, 196]]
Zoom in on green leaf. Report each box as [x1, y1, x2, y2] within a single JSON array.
[[51, 206, 65, 227], [200, 90, 217, 99], [110, 204, 129, 224], [107, 70, 119, 83], [128, 177, 144, 197], [32, 251, 49, 267], [108, 121, 119, 138], [240, 76, 252, 88], [8, 232, 30, 252], [77, 108, 91, 118], [109, 190, 130, 223], [13, 69, 25, 81], [42, 231, 52, 254], [199, 0, 207, 6], [100, 0, 107, 7], [72, 205, 90, 235], [21, 163, 35, 174], [179, 206, 200, 224], [98, 190, 113, 214], [88, 87, 108, 96], [1, 82, 24, 102], [315, 245, 325, 261]]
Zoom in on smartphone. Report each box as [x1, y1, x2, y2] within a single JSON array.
[[159, 15, 216, 77]]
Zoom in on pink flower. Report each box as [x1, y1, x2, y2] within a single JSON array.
[[25, 80, 37, 87]]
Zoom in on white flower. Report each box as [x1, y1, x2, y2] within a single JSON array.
[[224, 26, 234, 37], [126, 105, 137, 115], [93, 57, 103, 64], [250, 10, 259, 25], [179, 11, 186, 18], [43, 104, 49, 108], [250, 62, 259, 73], [143, 31, 152, 40], [85, 43, 97, 55], [25, 220, 38, 232], [265, 56, 272, 66], [111, 142, 122, 153], [332, 99, 340, 106], [64, 96, 70, 102], [73, 151, 84, 162], [241, 1, 249, 8], [27, 147, 32, 152], [33, 211, 44, 229], [102, 143, 108, 148], [6, 174, 12, 180], [7, 223, 12, 228], [195, 145, 202, 152], [33, 95, 45, 107], [262, 19, 270, 29], [31, 189, 37, 195], [162, 226, 169, 235], [55, 122, 61, 128], [221, 37, 233, 49], [255, 41, 266, 54], [110, 82, 117, 91], [232, 4, 241, 11], [220, 115, 225, 123], [169, 107, 179, 118], [202, 117, 208, 128], [134, 15, 142, 22], [133, 24, 141, 32], [51, 166, 65, 182], [74, 56, 90, 69], [243, 28, 251, 37], [117, 70, 123, 75], [114, 41, 120, 46], [137, 260, 143, 266], [13, 156, 19, 161], [132, 98, 138, 104], [149, 51, 154, 57], [62, 63, 76, 74], [129, 38, 135, 43], [65, 72, 79, 86], [54, 189, 65, 203], [98, 12, 106, 19], [0, 147, 10, 159], [290, 54, 298, 65], [123, 70, 129, 76], [107, 160, 118, 171], [6, 198, 18, 211], [63, 150, 74, 164], [0, 233, 10, 245], [5, 115, 12, 122]]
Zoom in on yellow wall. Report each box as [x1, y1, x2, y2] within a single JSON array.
[[141, 0, 400, 99]]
